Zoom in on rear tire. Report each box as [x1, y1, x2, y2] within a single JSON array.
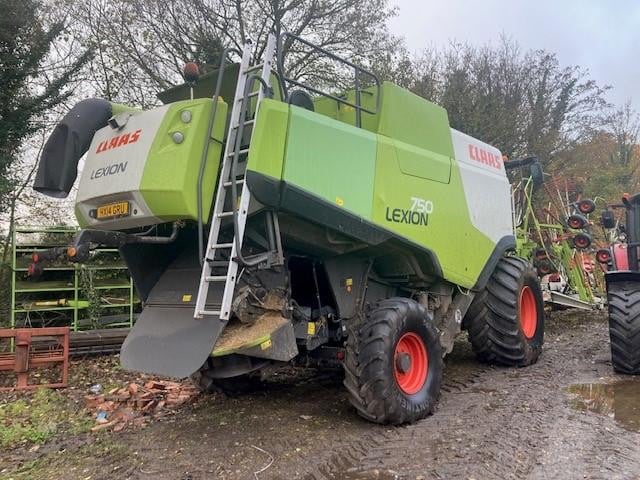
[[607, 282, 640, 374], [465, 256, 544, 366], [343, 297, 443, 425]]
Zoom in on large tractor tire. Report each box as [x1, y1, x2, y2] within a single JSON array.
[[343, 297, 443, 425], [465, 256, 544, 366], [607, 282, 640, 374]]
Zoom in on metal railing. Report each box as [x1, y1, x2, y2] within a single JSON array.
[[276, 32, 381, 128]]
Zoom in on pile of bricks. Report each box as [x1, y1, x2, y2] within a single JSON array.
[[84, 380, 200, 432]]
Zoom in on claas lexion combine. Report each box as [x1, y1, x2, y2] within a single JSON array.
[[31, 33, 545, 424]]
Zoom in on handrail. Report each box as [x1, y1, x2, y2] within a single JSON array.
[[197, 47, 242, 266], [230, 74, 274, 267], [276, 32, 381, 128]]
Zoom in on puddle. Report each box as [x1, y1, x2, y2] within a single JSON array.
[[567, 379, 640, 433]]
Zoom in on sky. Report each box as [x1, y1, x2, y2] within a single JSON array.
[[389, 0, 640, 112]]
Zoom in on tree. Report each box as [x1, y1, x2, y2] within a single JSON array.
[[0, 0, 91, 211], [608, 101, 640, 169], [388, 38, 609, 166], [68, 0, 401, 106], [0, 0, 91, 324]]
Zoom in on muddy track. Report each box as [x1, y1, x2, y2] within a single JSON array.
[[5, 311, 640, 480], [299, 313, 640, 480]]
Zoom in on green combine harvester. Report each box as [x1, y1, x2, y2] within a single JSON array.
[[31, 33, 544, 424]]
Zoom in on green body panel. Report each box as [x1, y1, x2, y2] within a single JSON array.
[[377, 83, 454, 158], [393, 139, 451, 184], [282, 106, 377, 219], [247, 88, 497, 288], [246, 99, 289, 179], [110, 103, 139, 116], [372, 137, 493, 287], [140, 98, 227, 221]]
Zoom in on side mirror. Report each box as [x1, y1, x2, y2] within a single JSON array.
[[601, 209, 616, 229]]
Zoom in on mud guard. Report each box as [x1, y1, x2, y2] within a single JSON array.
[[120, 306, 224, 379], [119, 243, 226, 379]]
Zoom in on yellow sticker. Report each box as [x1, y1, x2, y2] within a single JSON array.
[[260, 339, 272, 350], [345, 278, 353, 286], [307, 322, 316, 335], [336, 197, 344, 207], [182, 294, 192, 302]]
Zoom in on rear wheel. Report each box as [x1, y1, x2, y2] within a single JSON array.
[[466, 256, 544, 366], [607, 282, 640, 374], [343, 297, 443, 425]]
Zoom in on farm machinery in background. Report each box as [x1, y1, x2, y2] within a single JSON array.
[[598, 193, 640, 374], [507, 157, 605, 310]]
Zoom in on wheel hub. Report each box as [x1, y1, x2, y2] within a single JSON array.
[[395, 352, 412, 373], [393, 332, 428, 395]]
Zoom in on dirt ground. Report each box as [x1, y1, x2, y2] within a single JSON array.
[[2, 309, 640, 480]]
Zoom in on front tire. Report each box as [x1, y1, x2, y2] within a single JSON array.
[[607, 282, 640, 374], [343, 298, 443, 425], [465, 256, 544, 366]]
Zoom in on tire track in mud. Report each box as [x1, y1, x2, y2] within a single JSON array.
[[300, 316, 640, 480], [301, 347, 490, 480]]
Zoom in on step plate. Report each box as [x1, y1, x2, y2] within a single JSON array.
[[120, 305, 224, 378]]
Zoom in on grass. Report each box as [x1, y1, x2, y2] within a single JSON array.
[[0, 438, 133, 480], [0, 387, 93, 449]]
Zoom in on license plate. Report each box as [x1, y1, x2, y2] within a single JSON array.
[[96, 201, 130, 219]]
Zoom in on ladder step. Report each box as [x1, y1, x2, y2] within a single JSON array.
[[195, 34, 277, 323], [232, 119, 255, 129], [212, 243, 233, 249], [206, 260, 230, 267], [244, 63, 264, 74], [228, 148, 250, 157], [237, 91, 259, 102], [206, 275, 228, 282], [223, 179, 245, 187]]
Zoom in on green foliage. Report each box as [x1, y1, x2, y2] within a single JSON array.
[[0, 388, 92, 448], [384, 38, 609, 166], [0, 0, 91, 209], [78, 267, 103, 328]]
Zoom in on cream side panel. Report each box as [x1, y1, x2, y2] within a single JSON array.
[[451, 129, 513, 244], [75, 106, 169, 229]]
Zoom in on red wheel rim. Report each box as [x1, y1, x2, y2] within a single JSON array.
[[596, 250, 611, 263], [393, 332, 428, 395], [519, 286, 537, 339], [575, 237, 589, 248], [568, 219, 582, 229]]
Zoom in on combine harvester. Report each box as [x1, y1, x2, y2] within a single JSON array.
[[31, 33, 544, 424]]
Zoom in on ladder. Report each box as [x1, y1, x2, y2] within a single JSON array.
[[194, 34, 278, 320]]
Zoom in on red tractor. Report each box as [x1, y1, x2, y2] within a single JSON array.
[[598, 194, 640, 374]]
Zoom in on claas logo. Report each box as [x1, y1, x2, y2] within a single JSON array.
[[468, 144, 502, 170], [95, 129, 142, 154]]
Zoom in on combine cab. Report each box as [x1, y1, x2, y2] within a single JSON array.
[[598, 194, 640, 374], [32, 33, 544, 424]]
